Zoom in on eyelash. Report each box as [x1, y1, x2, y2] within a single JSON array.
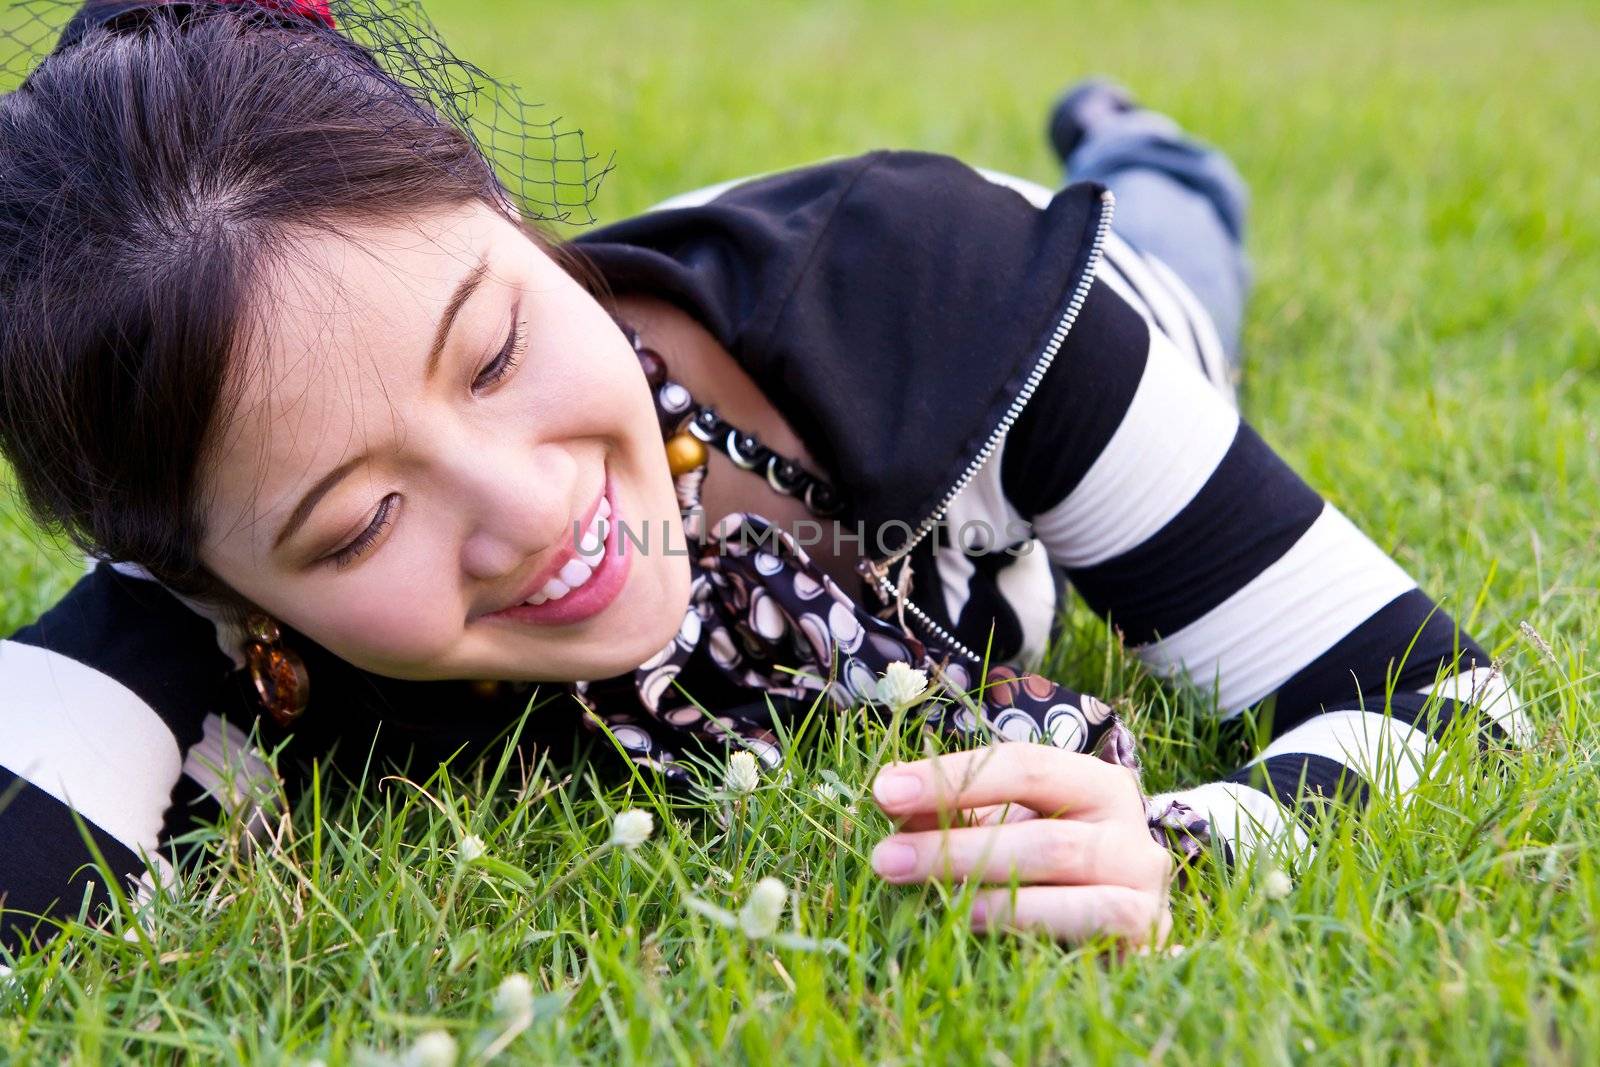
[[472, 317, 529, 393], [329, 493, 399, 570]]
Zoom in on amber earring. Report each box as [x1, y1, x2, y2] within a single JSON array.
[[243, 615, 310, 728]]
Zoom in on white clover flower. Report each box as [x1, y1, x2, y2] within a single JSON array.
[[609, 809, 655, 850], [738, 877, 788, 939], [1262, 869, 1293, 901], [814, 782, 840, 803], [457, 835, 486, 866], [493, 973, 535, 1022], [876, 661, 929, 710], [725, 750, 760, 795], [402, 1030, 458, 1067]]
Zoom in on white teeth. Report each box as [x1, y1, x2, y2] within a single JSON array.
[[522, 493, 610, 607], [579, 515, 609, 558]]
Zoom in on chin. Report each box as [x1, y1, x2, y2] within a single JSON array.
[[571, 552, 693, 680]]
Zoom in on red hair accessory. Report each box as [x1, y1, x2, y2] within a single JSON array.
[[220, 0, 335, 29]]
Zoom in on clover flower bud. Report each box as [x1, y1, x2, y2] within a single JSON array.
[[493, 973, 535, 1022], [403, 1030, 458, 1067], [609, 809, 655, 850], [457, 835, 486, 866], [725, 750, 761, 795], [876, 661, 929, 710], [739, 877, 788, 939]]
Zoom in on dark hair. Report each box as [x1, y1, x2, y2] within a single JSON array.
[[0, 2, 597, 599]]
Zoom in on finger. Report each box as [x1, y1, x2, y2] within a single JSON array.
[[872, 742, 1140, 822], [871, 820, 1170, 890], [969, 885, 1172, 947], [895, 802, 1039, 833]]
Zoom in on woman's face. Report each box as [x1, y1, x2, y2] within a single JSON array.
[[200, 201, 691, 682]]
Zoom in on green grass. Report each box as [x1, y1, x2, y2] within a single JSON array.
[[4, 0, 1600, 1061]]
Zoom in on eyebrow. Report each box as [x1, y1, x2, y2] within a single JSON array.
[[272, 252, 491, 551], [426, 252, 491, 379], [272, 455, 364, 551]]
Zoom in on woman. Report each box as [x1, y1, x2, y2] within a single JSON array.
[[0, 0, 1526, 953]]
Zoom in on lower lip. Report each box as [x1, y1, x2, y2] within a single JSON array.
[[490, 478, 632, 627]]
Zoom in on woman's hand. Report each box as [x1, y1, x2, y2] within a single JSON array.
[[868, 742, 1173, 946]]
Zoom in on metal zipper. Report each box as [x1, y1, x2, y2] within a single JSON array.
[[855, 188, 1116, 661]]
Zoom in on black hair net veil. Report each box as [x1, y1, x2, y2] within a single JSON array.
[[0, 0, 614, 226]]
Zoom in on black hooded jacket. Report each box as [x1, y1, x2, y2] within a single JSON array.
[[570, 149, 1109, 566]]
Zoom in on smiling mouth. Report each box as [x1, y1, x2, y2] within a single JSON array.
[[485, 473, 631, 627], [523, 495, 610, 604]]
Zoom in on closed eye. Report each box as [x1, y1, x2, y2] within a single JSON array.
[[472, 310, 528, 394], [327, 493, 400, 570]]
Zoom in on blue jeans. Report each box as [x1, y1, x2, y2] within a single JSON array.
[[1063, 111, 1253, 367]]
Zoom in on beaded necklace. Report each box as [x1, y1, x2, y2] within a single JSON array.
[[617, 322, 846, 527]]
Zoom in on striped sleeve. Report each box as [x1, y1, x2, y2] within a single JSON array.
[[0, 566, 278, 953], [1000, 261, 1529, 867]]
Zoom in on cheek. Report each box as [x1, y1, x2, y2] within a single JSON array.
[[520, 310, 647, 422], [276, 552, 465, 677], [535, 370, 629, 430]]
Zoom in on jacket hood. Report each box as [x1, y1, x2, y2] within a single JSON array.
[[569, 149, 1108, 558]]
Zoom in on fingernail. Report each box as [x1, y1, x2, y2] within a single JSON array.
[[873, 770, 922, 808], [871, 839, 917, 878]]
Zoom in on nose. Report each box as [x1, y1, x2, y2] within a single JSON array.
[[451, 440, 577, 583]]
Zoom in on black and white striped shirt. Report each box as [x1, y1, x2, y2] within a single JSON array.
[[983, 226, 1527, 859]]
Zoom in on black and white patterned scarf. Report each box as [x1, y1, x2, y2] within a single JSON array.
[[567, 511, 1211, 861], [569, 510, 1136, 775]]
